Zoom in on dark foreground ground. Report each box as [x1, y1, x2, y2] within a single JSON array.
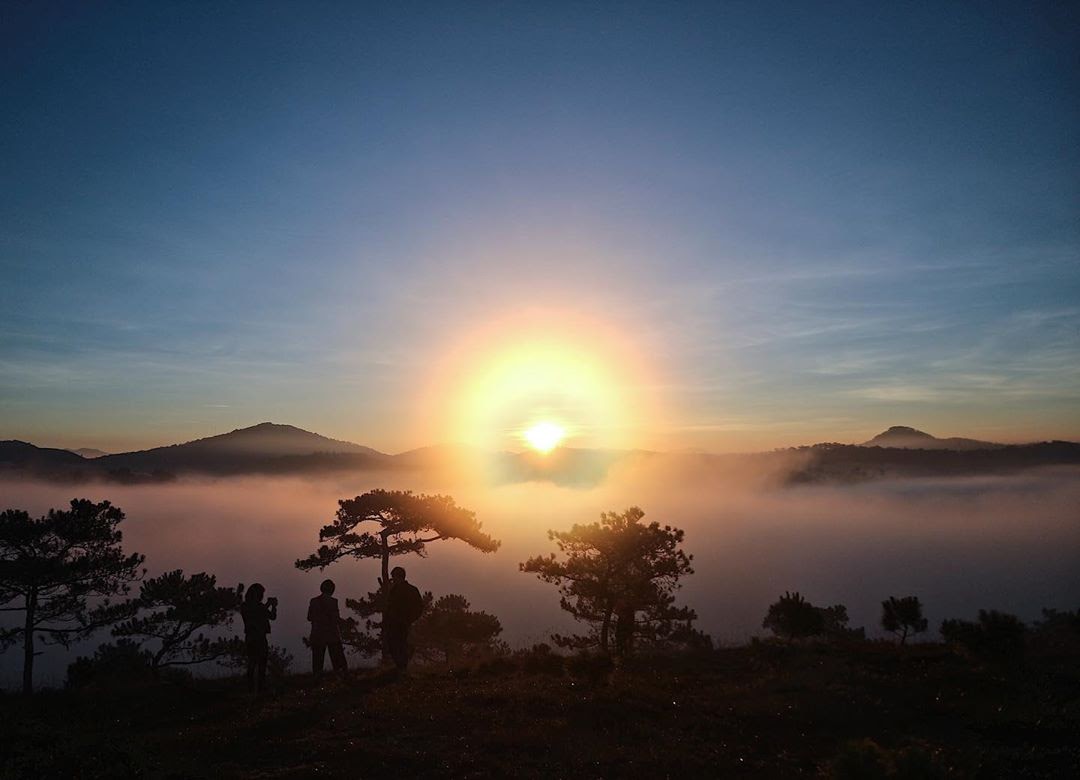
[[3, 642, 1078, 779]]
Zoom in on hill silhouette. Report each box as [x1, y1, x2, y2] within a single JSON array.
[[0, 440, 91, 480], [2, 423, 1079, 484], [93, 422, 390, 476], [862, 425, 1003, 451]]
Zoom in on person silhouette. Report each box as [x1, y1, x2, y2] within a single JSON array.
[[383, 566, 424, 672], [308, 578, 348, 679], [240, 583, 277, 695]]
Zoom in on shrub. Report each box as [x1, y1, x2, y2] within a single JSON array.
[[940, 609, 1026, 661], [66, 640, 155, 690], [763, 591, 824, 639], [66, 639, 194, 689]]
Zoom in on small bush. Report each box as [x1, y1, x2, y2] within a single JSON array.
[[66, 640, 191, 689], [763, 591, 824, 639], [1030, 607, 1080, 656], [941, 609, 1026, 662], [512, 643, 565, 674], [220, 640, 295, 680], [66, 640, 154, 690], [763, 592, 865, 640]]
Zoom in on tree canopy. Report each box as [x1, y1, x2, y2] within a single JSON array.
[[0, 499, 144, 693], [762, 591, 864, 640], [112, 570, 242, 671], [762, 591, 823, 639], [295, 489, 500, 585], [941, 609, 1026, 662], [520, 507, 703, 658], [881, 596, 929, 644], [340, 590, 505, 665]]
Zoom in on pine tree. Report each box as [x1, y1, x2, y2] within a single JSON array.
[[112, 570, 242, 671], [521, 507, 702, 658], [0, 499, 144, 693], [881, 596, 928, 644]]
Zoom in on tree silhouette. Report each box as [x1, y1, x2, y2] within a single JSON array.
[[1032, 608, 1080, 637], [941, 609, 1026, 662], [411, 593, 504, 663], [0, 499, 144, 693], [295, 490, 500, 586], [340, 591, 505, 664], [818, 603, 865, 639], [335, 587, 383, 658], [762, 592, 863, 640], [881, 596, 928, 644], [112, 570, 242, 672], [762, 591, 824, 639], [520, 507, 700, 658]]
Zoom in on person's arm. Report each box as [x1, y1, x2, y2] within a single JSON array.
[[307, 599, 315, 623], [267, 601, 277, 621]]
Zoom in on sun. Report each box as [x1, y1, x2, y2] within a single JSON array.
[[425, 310, 661, 470], [523, 421, 566, 453]]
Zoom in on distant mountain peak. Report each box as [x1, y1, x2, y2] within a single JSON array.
[[183, 422, 382, 455], [876, 426, 935, 440], [861, 426, 1002, 451], [227, 422, 304, 434]]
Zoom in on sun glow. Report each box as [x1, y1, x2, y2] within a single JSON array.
[[523, 421, 566, 453], [421, 310, 662, 478]]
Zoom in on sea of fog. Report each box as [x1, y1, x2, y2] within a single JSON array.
[[2, 466, 1079, 689]]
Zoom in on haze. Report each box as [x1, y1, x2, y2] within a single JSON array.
[[3, 464, 1078, 687]]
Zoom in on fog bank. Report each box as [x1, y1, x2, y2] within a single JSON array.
[[2, 466, 1078, 688]]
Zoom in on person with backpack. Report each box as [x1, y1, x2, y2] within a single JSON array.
[[382, 566, 424, 672]]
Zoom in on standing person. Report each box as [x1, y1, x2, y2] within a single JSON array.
[[383, 566, 424, 673], [308, 578, 348, 679], [240, 583, 277, 696]]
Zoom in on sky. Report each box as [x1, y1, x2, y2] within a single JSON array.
[[2, 1, 1078, 454]]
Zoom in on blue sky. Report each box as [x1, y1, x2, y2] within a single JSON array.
[[2, 2, 1077, 452]]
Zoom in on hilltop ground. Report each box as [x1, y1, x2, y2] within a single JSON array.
[[4, 641, 1078, 779]]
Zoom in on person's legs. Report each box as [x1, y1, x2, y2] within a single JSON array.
[[386, 622, 409, 670], [311, 640, 326, 678], [245, 637, 260, 693], [328, 641, 348, 674], [255, 642, 269, 694]]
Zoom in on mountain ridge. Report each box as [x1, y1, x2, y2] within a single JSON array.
[[92, 422, 389, 476], [2, 423, 1077, 485]]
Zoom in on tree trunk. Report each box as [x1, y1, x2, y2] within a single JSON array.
[[600, 608, 612, 655], [380, 532, 390, 589], [379, 532, 390, 662], [22, 590, 36, 695], [614, 606, 634, 659]]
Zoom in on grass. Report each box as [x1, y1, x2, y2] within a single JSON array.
[[3, 641, 1078, 778]]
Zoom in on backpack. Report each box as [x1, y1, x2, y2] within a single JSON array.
[[404, 584, 424, 624]]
